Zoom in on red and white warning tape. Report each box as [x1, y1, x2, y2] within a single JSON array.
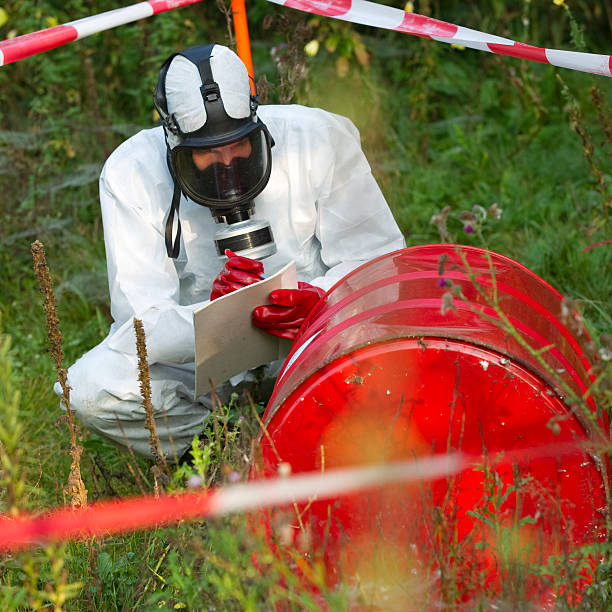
[[0, 439, 594, 552], [0, 0, 203, 67], [272, 0, 612, 77], [0, 454, 462, 551], [1, 0, 610, 76]]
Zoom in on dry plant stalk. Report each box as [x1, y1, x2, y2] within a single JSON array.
[[263, 14, 311, 104], [133, 318, 166, 472], [215, 0, 234, 50], [31, 240, 87, 508], [557, 74, 611, 214], [151, 464, 161, 499], [591, 84, 612, 157]]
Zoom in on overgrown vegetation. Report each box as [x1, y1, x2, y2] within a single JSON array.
[[0, 0, 611, 609]]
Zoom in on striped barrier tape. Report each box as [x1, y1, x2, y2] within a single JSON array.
[[270, 0, 612, 77], [0, 439, 598, 552], [1, 0, 610, 77], [0, 0, 203, 67], [0, 454, 463, 551]]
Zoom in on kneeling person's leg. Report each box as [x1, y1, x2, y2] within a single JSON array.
[[54, 340, 208, 460]]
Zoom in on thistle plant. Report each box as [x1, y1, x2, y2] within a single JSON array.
[[430, 203, 503, 245], [557, 74, 611, 222]]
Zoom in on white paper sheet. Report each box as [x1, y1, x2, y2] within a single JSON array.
[[193, 261, 297, 398]]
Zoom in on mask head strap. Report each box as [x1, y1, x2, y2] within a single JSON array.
[[164, 150, 182, 259], [153, 53, 187, 138]]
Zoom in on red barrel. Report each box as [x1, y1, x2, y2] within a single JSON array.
[[253, 245, 608, 605]]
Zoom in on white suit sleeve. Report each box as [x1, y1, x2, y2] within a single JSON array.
[[308, 114, 405, 292], [99, 150, 206, 365]]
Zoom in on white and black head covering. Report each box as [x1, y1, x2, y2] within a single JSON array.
[[154, 44, 273, 257]]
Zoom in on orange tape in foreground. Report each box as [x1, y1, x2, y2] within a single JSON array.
[[0, 441, 599, 552], [0, 491, 214, 550], [1, 455, 468, 551]]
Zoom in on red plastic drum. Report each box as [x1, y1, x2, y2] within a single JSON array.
[[253, 245, 608, 605]]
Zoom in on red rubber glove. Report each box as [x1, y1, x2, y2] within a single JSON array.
[[210, 249, 264, 301], [252, 282, 325, 340]]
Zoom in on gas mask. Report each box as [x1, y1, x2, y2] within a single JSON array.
[[154, 44, 276, 260]]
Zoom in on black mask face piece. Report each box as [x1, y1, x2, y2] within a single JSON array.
[[207, 158, 246, 202], [154, 44, 276, 260], [172, 128, 272, 214]]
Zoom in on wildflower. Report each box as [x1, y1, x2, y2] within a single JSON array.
[[438, 278, 448, 288], [584, 341, 597, 359], [304, 40, 320, 57], [463, 224, 473, 234], [488, 202, 503, 220], [560, 297, 575, 323], [278, 462, 292, 477], [561, 297, 584, 336], [441, 291, 455, 315], [404, 1, 414, 12], [553, 0, 567, 7], [458, 210, 477, 224], [472, 204, 487, 222], [430, 205, 451, 241], [270, 43, 288, 67], [336, 56, 350, 78], [187, 474, 203, 488], [437, 253, 448, 276], [227, 471, 241, 484], [237, 415, 245, 424], [354, 42, 369, 68]]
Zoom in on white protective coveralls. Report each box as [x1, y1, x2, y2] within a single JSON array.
[[55, 104, 406, 459]]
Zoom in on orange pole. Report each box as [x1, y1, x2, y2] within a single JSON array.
[[231, 0, 255, 94]]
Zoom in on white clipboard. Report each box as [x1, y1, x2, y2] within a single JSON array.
[[193, 261, 297, 398]]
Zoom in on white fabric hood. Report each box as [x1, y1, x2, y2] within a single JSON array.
[[164, 45, 252, 149]]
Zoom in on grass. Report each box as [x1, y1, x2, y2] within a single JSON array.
[[1, 1, 612, 609]]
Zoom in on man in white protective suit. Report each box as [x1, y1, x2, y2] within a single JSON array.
[[55, 43, 405, 460]]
